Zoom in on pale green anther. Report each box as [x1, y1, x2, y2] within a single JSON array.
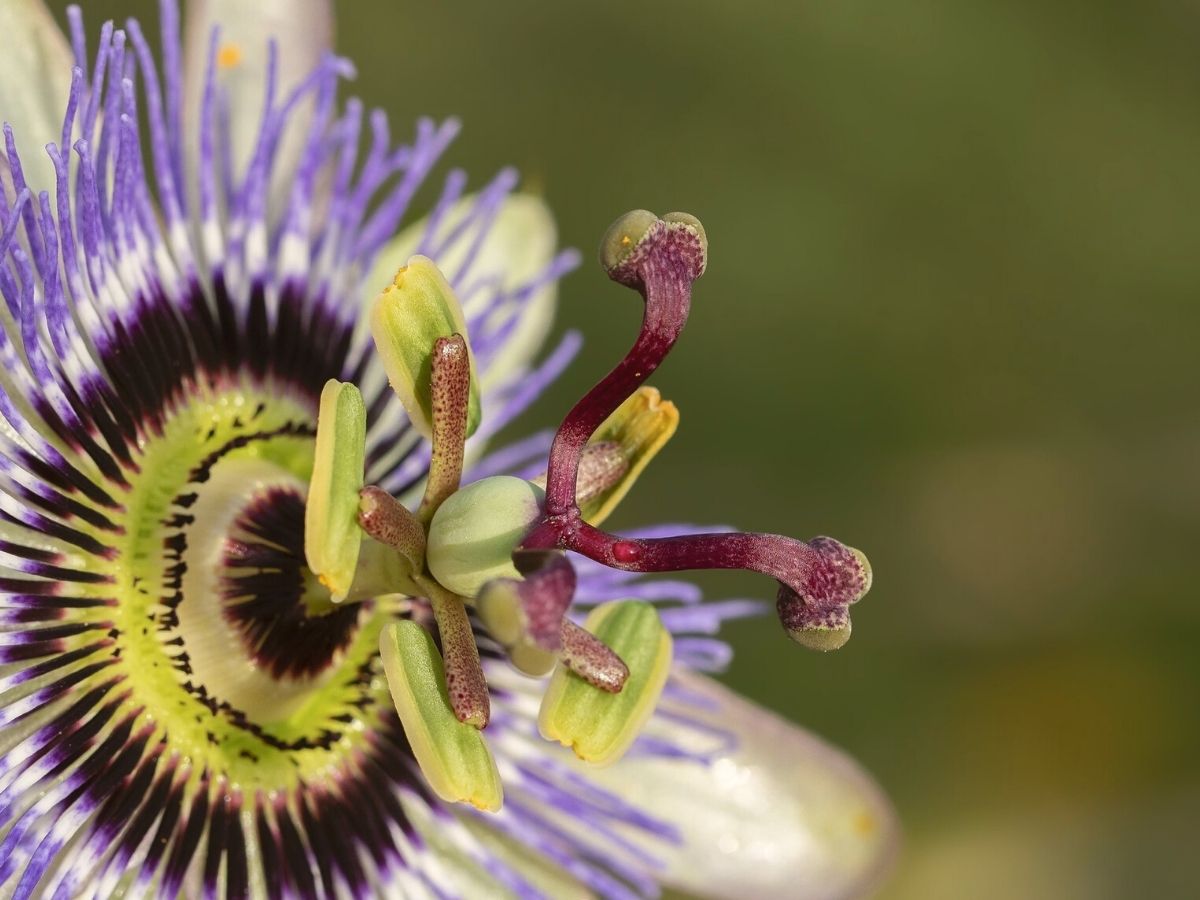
[[508, 641, 560, 677], [579, 386, 679, 526], [538, 601, 672, 767], [599, 209, 659, 273], [379, 621, 503, 812], [370, 256, 482, 440], [476, 579, 525, 646], [304, 380, 366, 602], [476, 580, 559, 677], [426, 476, 545, 598]]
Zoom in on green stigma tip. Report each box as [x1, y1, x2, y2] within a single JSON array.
[[598, 209, 660, 273]]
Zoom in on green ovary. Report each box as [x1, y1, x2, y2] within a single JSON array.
[[67, 382, 393, 791]]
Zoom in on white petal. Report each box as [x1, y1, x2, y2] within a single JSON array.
[[366, 193, 563, 392], [0, 0, 74, 191], [589, 670, 899, 900], [182, 0, 333, 190]]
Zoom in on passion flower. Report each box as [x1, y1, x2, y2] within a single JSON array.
[[0, 1, 896, 897]]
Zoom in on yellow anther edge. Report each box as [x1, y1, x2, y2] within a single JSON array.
[[580, 387, 679, 526]]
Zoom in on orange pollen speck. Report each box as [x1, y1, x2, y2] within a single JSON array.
[[853, 811, 877, 835], [217, 43, 243, 69]]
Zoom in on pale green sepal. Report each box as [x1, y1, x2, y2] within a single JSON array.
[[304, 380, 366, 602], [426, 476, 545, 599], [379, 621, 503, 812], [538, 601, 671, 766], [0, 0, 74, 191], [580, 670, 898, 900], [580, 387, 678, 526], [364, 194, 562, 394], [370, 256, 481, 440], [182, 0, 333, 201]]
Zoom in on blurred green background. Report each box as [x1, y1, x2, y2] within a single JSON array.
[[63, 0, 1200, 896]]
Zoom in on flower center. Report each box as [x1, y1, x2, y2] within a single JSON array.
[[176, 460, 365, 721], [100, 381, 393, 790]]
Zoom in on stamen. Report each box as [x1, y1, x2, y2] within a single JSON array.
[[358, 484, 492, 726], [304, 380, 366, 601], [576, 386, 678, 525], [478, 552, 630, 689], [363, 268, 496, 727], [423, 581, 490, 728], [528, 386, 677, 525], [370, 256, 481, 441], [417, 334, 470, 523], [379, 621, 502, 811], [538, 601, 671, 766]]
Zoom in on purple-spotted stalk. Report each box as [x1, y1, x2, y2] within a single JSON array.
[[357, 397, 492, 728], [417, 333, 471, 521], [409, 331, 491, 727]]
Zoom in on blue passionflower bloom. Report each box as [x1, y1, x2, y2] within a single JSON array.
[[0, 1, 896, 897]]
